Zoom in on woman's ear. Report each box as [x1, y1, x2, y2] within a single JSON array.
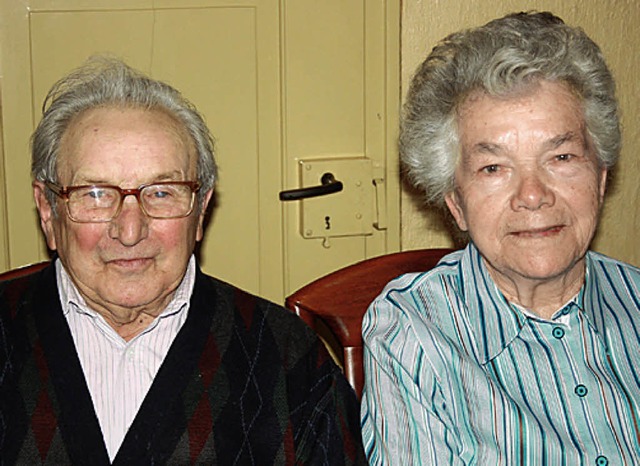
[[33, 181, 58, 251], [598, 167, 608, 203], [444, 191, 469, 232]]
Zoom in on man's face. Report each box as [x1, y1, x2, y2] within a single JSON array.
[[34, 106, 211, 321], [445, 81, 607, 293]]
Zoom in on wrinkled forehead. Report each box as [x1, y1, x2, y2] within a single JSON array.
[[456, 80, 588, 140], [457, 79, 584, 117], [57, 105, 198, 181]]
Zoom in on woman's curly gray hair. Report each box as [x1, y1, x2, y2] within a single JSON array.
[[401, 11, 620, 208], [31, 56, 217, 208]]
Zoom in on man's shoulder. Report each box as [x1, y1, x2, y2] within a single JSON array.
[[0, 268, 41, 294], [188, 276, 362, 466], [194, 271, 319, 345], [0, 263, 55, 316]]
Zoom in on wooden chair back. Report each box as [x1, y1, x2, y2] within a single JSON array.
[[285, 248, 453, 398], [0, 261, 50, 281]]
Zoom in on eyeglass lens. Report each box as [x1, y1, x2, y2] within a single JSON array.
[[66, 184, 195, 222]]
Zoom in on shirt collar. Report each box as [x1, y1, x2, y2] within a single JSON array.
[[577, 252, 608, 338], [56, 255, 196, 322], [458, 243, 527, 364]]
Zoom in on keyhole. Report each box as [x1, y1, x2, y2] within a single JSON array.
[[325, 216, 331, 230]]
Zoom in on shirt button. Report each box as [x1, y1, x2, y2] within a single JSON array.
[[575, 384, 588, 397], [596, 455, 608, 466], [552, 327, 565, 339]]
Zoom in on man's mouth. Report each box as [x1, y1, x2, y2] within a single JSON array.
[[106, 257, 153, 269]]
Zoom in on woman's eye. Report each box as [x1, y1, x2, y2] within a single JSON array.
[[481, 164, 500, 174], [555, 153, 574, 162]]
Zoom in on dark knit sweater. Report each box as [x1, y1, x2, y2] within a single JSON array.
[[0, 264, 365, 465]]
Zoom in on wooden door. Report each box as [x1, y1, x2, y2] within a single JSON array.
[[280, 1, 400, 294], [0, 0, 399, 302]]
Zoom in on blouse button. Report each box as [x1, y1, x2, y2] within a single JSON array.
[[552, 327, 565, 339], [595, 455, 608, 466], [575, 384, 588, 397]]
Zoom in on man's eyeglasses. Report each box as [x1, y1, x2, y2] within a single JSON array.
[[45, 181, 201, 223]]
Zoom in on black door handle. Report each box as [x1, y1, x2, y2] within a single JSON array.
[[279, 172, 343, 201]]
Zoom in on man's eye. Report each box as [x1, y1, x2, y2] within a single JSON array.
[[86, 189, 107, 199], [75, 188, 116, 205], [146, 186, 177, 200]]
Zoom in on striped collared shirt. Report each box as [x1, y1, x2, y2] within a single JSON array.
[[361, 243, 640, 465], [57, 256, 195, 461]]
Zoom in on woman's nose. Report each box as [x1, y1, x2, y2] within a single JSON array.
[[511, 170, 555, 211]]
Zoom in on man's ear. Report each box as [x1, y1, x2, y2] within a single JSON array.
[[33, 181, 58, 251], [196, 189, 214, 242], [444, 190, 469, 232]]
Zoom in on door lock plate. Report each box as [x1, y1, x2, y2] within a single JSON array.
[[298, 157, 373, 239]]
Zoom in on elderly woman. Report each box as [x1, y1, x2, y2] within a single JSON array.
[[361, 11, 640, 465]]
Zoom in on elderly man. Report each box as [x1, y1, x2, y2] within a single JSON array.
[[361, 11, 640, 465], [0, 58, 365, 465]]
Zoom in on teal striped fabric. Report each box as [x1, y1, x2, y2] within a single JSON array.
[[361, 244, 640, 465]]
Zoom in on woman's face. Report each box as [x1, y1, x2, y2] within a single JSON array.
[[445, 81, 607, 295]]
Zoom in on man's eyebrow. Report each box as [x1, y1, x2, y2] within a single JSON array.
[[71, 171, 186, 186], [151, 171, 187, 181], [70, 177, 109, 186]]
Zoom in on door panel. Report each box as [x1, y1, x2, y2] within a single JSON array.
[[281, 0, 400, 294]]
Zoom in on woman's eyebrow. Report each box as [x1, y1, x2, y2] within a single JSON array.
[[545, 131, 582, 150], [466, 141, 504, 156]]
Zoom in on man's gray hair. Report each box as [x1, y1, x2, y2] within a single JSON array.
[[31, 56, 217, 207], [401, 11, 620, 207]]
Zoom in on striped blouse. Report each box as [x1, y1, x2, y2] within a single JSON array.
[[361, 244, 640, 465]]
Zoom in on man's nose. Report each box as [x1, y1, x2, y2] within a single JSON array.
[[108, 195, 149, 246], [511, 170, 555, 211]]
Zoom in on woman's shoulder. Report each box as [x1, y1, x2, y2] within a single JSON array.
[[373, 248, 465, 310]]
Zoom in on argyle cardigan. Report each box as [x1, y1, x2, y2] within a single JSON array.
[[0, 263, 365, 465]]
